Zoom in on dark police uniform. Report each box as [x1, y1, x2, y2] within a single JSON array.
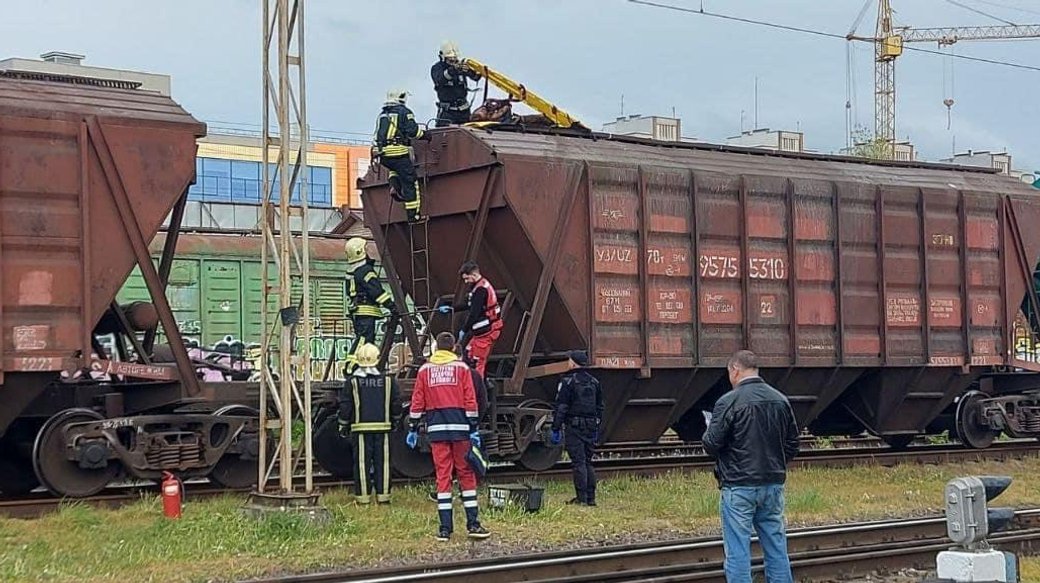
[[431, 60, 480, 127], [373, 102, 424, 221], [339, 373, 401, 503], [346, 259, 394, 375], [552, 353, 604, 506]]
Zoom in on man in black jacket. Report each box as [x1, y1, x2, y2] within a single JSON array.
[[551, 350, 603, 506], [431, 42, 480, 127], [703, 350, 799, 583]]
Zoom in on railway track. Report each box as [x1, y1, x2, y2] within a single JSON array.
[[247, 509, 1040, 583], [1, 441, 1036, 519]]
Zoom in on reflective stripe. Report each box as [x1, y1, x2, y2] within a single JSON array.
[[462, 500, 478, 508], [465, 411, 477, 418], [364, 271, 378, 282], [352, 379, 361, 425], [375, 291, 392, 304], [427, 423, 471, 432], [356, 306, 384, 317], [351, 422, 392, 432], [409, 412, 422, 419], [438, 503, 453, 510], [382, 145, 409, 156], [358, 433, 369, 497], [386, 113, 398, 142], [462, 490, 477, 497], [437, 493, 452, 500], [381, 431, 391, 496], [471, 318, 489, 330]]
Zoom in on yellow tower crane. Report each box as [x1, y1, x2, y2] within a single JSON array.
[[849, 0, 1040, 159]]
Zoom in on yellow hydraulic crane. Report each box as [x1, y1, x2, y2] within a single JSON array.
[[850, 0, 1040, 159], [461, 57, 588, 130]]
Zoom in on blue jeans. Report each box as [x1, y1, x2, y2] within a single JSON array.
[[720, 485, 793, 583]]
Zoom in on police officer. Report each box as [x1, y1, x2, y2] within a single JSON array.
[[344, 237, 395, 376], [338, 343, 401, 504], [551, 350, 603, 506], [431, 41, 481, 127], [372, 88, 426, 222]]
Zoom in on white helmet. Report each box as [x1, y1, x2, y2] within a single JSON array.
[[439, 41, 460, 62], [385, 88, 408, 105]]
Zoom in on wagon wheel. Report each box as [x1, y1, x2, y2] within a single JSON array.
[[955, 390, 1000, 449], [0, 455, 39, 496], [33, 409, 120, 498], [207, 405, 265, 489], [390, 427, 435, 478], [516, 399, 564, 472], [313, 411, 355, 479]]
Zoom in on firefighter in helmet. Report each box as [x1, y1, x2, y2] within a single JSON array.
[[372, 88, 427, 222], [338, 342, 401, 504], [344, 237, 396, 375], [431, 41, 481, 127]]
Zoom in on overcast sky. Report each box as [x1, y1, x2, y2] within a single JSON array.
[[4, 0, 1039, 168]]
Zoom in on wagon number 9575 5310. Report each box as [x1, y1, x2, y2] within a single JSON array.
[[699, 254, 786, 280]]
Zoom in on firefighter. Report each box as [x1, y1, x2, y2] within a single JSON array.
[[344, 237, 395, 376], [551, 350, 604, 506], [407, 332, 491, 541], [372, 88, 426, 222], [437, 261, 502, 378], [338, 342, 401, 504], [431, 41, 481, 127]]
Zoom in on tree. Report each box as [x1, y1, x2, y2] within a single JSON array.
[[846, 127, 892, 160]]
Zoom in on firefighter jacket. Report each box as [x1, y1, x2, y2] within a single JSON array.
[[552, 369, 604, 431], [340, 372, 402, 433], [409, 350, 478, 442], [373, 103, 423, 158], [349, 259, 394, 318], [431, 60, 480, 108], [456, 277, 502, 337]]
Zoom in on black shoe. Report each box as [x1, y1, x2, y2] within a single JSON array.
[[586, 500, 597, 507], [566, 497, 585, 506], [436, 528, 451, 542], [467, 525, 491, 539]]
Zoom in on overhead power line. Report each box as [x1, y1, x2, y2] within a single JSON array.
[[626, 0, 1040, 72], [972, 0, 1040, 18], [943, 0, 1017, 26]]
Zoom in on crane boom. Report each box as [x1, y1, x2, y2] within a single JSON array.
[[901, 24, 1040, 44], [461, 57, 586, 130]]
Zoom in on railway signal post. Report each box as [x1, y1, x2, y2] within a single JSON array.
[[244, 0, 326, 520], [931, 475, 1019, 582]]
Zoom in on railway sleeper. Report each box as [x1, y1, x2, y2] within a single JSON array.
[[33, 410, 256, 497]]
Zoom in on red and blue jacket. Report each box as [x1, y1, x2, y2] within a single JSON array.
[[409, 350, 478, 442]]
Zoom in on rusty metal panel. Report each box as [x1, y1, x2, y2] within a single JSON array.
[[0, 77, 203, 375]]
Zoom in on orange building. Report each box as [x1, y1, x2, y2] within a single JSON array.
[[313, 142, 372, 209]]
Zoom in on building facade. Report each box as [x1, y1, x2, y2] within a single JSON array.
[[726, 128, 805, 153]]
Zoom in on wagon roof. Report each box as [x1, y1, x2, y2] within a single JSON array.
[[466, 126, 1035, 195]]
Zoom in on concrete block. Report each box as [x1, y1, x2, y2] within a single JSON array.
[[937, 549, 1013, 582]]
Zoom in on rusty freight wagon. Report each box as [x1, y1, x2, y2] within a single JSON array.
[[0, 74, 260, 497], [360, 125, 1040, 477]]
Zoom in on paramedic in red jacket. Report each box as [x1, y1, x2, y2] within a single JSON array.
[[437, 261, 503, 378], [407, 332, 491, 541]]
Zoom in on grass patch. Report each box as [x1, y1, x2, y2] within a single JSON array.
[[1022, 555, 1040, 581], [1, 455, 1039, 582]]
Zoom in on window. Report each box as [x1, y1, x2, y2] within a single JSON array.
[[781, 137, 800, 152], [190, 157, 334, 207]]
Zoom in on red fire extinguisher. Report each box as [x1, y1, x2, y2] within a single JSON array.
[[161, 471, 182, 519]]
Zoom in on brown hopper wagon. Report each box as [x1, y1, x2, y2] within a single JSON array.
[[361, 125, 1040, 477], [0, 74, 259, 497]]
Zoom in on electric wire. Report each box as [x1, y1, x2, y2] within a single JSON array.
[[972, 0, 1040, 18], [942, 0, 1018, 26], [627, 0, 1040, 72]]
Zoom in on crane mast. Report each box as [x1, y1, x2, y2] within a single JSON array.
[[861, 1, 1040, 159]]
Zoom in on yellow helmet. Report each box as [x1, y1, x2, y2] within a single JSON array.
[[355, 343, 381, 368], [439, 41, 460, 62], [344, 237, 367, 263]]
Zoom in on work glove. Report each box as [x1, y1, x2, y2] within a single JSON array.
[[406, 430, 419, 449], [437, 305, 452, 314], [469, 431, 481, 447], [550, 429, 562, 445]]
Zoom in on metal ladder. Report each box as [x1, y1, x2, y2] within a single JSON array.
[[408, 219, 432, 312]]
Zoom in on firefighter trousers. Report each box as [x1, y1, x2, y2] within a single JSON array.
[[379, 154, 421, 221], [431, 440, 480, 532], [345, 316, 378, 376], [351, 432, 391, 503]]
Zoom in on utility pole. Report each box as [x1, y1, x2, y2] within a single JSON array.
[[248, 0, 325, 519]]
